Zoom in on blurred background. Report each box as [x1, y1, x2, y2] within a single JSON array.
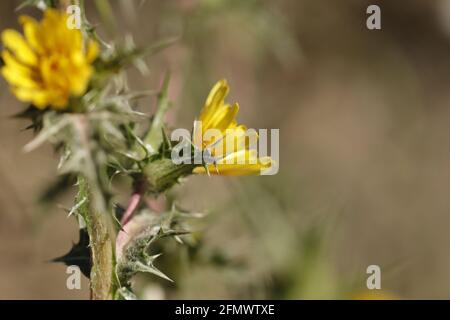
[[1, 0, 450, 299]]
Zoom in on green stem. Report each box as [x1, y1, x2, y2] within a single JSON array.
[[78, 176, 116, 300]]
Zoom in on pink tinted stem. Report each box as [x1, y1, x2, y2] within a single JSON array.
[[120, 192, 142, 226]]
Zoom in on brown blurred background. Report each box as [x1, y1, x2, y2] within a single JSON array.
[[2, 0, 450, 299]]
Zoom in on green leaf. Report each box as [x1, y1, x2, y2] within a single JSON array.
[[142, 72, 172, 155], [134, 257, 173, 282]]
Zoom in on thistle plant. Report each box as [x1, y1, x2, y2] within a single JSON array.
[[1, 0, 275, 300]]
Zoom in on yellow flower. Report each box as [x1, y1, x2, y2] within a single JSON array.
[[192, 80, 273, 176], [1, 9, 99, 110]]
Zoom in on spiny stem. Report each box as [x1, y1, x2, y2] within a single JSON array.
[[78, 176, 116, 300]]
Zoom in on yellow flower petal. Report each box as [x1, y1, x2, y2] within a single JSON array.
[[12, 88, 49, 108], [206, 125, 256, 158], [219, 149, 257, 164], [2, 50, 33, 76], [2, 66, 38, 89], [1, 29, 38, 66], [19, 15, 43, 54], [205, 103, 239, 133], [193, 161, 271, 176], [199, 79, 229, 126], [193, 149, 271, 176], [69, 65, 92, 95], [86, 40, 99, 63]]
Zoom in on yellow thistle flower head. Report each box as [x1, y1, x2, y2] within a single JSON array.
[[192, 79, 274, 176], [1, 9, 99, 110]]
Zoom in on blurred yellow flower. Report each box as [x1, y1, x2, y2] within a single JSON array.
[[193, 79, 273, 176], [1, 9, 99, 110]]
